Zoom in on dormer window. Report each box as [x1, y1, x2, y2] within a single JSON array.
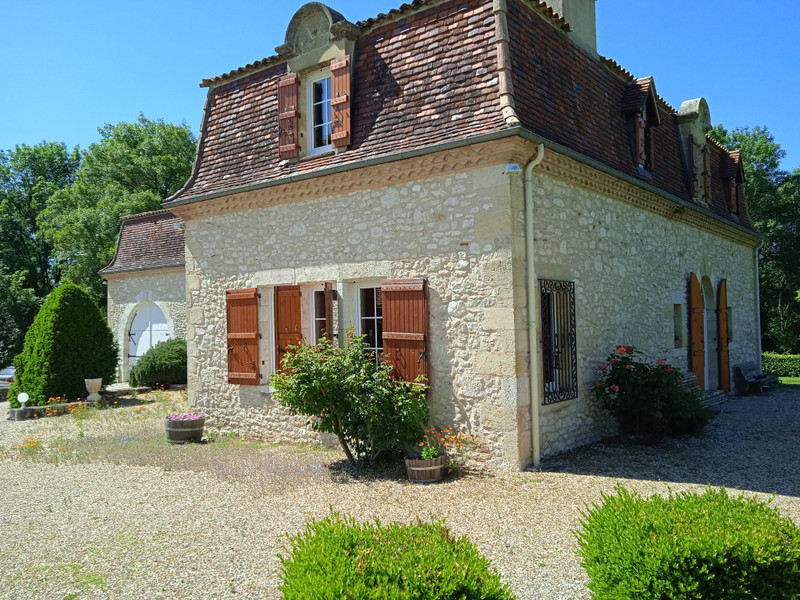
[[622, 76, 661, 174], [308, 73, 333, 154]]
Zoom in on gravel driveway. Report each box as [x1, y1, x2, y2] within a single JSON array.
[[0, 387, 798, 600]]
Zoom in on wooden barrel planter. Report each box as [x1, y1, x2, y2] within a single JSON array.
[[405, 456, 447, 483], [165, 417, 206, 444]]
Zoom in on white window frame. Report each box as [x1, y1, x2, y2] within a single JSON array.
[[306, 72, 333, 156], [356, 284, 383, 360]]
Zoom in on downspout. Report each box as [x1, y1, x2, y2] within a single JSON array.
[[524, 143, 545, 468], [754, 240, 764, 370]]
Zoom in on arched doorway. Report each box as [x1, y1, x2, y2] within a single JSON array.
[[700, 276, 719, 391], [128, 303, 171, 369]]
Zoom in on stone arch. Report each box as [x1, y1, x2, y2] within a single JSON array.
[[700, 275, 719, 390], [277, 3, 348, 57], [121, 301, 175, 382]]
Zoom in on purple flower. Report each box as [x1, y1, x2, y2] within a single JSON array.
[[167, 413, 205, 421]]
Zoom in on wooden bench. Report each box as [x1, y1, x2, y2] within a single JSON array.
[[733, 361, 778, 396], [682, 372, 727, 408]]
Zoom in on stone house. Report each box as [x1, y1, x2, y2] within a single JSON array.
[[108, 0, 761, 469]]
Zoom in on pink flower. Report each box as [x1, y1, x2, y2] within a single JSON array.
[[598, 364, 608, 372], [624, 365, 632, 370], [677, 379, 683, 384], [666, 367, 672, 373], [610, 384, 619, 393], [595, 382, 603, 387], [616, 345, 627, 355], [610, 358, 619, 363], [685, 386, 691, 393], [656, 358, 666, 366]]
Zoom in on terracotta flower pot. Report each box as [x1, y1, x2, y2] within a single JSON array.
[[405, 455, 446, 483]]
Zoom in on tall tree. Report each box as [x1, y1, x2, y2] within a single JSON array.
[[0, 268, 42, 368], [40, 114, 196, 306], [0, 142, 80, 296], [711, 125, 800, 352]]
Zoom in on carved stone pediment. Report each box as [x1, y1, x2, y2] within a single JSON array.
[[276, 3, 357, 59]]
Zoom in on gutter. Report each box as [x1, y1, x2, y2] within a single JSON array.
[[524, 144, 545, 468], [754, 240, 764, 370]]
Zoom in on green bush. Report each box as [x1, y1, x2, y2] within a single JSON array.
[[762, 352, 800, 377], [576, 485, 800, 599], [593, 345, 709, 437], [279, 512, 516, 600], [270, 333, 429, 464], [129, 338, 187, 387], [8, 283, 117, 407]]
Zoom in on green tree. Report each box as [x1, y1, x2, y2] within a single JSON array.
[[40, 114, 196, 306], [0, 268, 42, 368], [9, 283, 117, 406], [0, 142, 80, 296], [711, 125, 800, 352]]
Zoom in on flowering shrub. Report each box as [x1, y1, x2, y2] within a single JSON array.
[[167, 413, 204, 421], [593, 345, 709, 437], [418, 426, 475, 466]]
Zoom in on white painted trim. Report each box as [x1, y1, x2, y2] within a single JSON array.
[[305, 71, 333, 156]]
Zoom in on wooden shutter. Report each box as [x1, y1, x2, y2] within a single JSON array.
[[330, 55, 351, 149], [226, 288, 260, 385], [689, 272, 705, 388], [278, 73, 300, 160], [717, 279, 730, 393], [689, 135, 699, 198], [275, 286, 302, 374], [323, 282, 334, 341], [381, 279, 428, 383], [703, 144, 712, 202], [635, 115, 647, 166]]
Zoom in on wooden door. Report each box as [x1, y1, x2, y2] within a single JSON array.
[[275, 286, 302, 374], [717, 279, 730, 393], [689, 272, 705, 388]]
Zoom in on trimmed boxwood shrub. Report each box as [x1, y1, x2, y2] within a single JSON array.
[[762, 352, 800, 377], [279, 512, 516, 600], [576, 485, 800, 599], [8, 283, 117, 407], [128, 337, 187, 387]]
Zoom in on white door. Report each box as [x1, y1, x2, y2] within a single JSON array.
[[128, 303, 171, 367]]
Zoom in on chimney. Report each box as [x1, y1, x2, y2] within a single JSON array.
[[545, 0, 597, 56]]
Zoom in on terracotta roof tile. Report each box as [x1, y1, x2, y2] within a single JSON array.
[[101, 211, 184, 274]]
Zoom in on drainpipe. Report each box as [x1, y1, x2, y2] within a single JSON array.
[[524, 143, 545, 468], [754, 240, 764, 370]]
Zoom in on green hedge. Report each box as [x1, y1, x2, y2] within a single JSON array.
[[762, 352, 800, 377], [9, 283, 117, 407], [129, 338, 187, 387], [576, 485, 800, 599], [279, 512, 516, 600]]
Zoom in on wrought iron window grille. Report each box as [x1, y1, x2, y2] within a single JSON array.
[[539, 279, 578, 405]]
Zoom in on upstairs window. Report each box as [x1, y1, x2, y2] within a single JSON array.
[[622, 76, 660, 174], [308, 73, 332, 154]]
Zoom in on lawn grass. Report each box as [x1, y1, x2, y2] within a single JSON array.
[[779, 377, 800, 385]]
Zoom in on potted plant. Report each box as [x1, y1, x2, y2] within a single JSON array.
[[405, 427, 474, 483], [165, 412, 206, 444]]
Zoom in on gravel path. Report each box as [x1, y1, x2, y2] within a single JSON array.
[[0, 388, 798, 599]]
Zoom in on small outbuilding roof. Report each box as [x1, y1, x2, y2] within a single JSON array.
[[100, 210, 184, 275]]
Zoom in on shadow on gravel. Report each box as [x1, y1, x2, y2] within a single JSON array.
[[540, 385, 800, 498]]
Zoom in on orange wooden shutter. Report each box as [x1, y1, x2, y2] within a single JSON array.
[[323, 282, 334, 341], [635, 115, 647, 166], [278, 73, 300, 160], [689, 272, 705, 388], [330, 55, 351, 148], [381, 279, 428, 383], [689, 135, 699, 198], [703, 144, 712, 202], [717, 279, 730, 393], [275, 286, 302, 374], [226, 288, 260, 385]]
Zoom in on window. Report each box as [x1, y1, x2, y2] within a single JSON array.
[[673, 304, 685, 348], [359, 286, 383, 359], [307, 73, 332, 155], [540, 279, 578, 404]]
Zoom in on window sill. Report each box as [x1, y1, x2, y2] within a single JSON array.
[[295, 150, 336, 164]]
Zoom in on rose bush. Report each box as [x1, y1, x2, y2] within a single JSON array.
[[593, 345, 709, 437]]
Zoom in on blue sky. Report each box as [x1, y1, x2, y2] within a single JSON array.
[[2, 1, 798, 171]]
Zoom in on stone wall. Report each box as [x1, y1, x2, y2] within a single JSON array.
[[183, 165, 532, 469], [105, 267, 187, 383], [527, 171, 760, 457]]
